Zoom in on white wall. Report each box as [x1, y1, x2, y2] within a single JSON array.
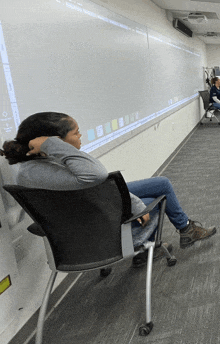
[[93, 0, 206, 50], [100, 100, 201, 181], [206, 44, 220, 67], [94, 0, 207, 180]]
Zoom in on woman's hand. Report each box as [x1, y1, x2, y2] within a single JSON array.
[[137, 213, 150, 227], [26, 137, 50, 156]]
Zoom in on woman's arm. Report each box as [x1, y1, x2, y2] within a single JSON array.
[[212, 96, 220, 104], [17, 137, 108, 189], [129, 193, 150, 226], [40, 137, 108, 184]]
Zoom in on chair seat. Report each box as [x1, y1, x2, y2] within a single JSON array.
[[57, 255, 122, 272]]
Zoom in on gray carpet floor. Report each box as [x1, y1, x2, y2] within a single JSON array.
[[27, 123, 220, 344]]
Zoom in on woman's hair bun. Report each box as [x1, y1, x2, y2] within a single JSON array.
[[1, 140, 30, 165], [1, 111, 75, 164]]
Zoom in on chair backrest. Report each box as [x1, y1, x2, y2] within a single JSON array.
[[3, 171, 132, 271], [199, 90, 211, 109]]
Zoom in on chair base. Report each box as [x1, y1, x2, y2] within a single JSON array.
[[201, 109, 220, 125], [166, 256, 177, 266], [139, 321, 154, 336], [158, 243, 177, 266], [100, 267, 112, 277]]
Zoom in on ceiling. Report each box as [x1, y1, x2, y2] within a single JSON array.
[[151, 0, 220, 44]]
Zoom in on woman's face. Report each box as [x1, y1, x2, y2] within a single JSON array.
[[216, 79, 220, 87], [63, 119, 82, 149]]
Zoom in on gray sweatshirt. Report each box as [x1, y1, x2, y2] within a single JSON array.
[[16, 137, 146, 216]]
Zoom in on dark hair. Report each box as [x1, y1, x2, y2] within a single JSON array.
[[211, 77, 219, 85], [0, 112, 76, 165]]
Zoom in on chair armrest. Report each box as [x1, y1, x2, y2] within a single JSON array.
[[123, 195, 166, 224], [208, 104, 215, 109]]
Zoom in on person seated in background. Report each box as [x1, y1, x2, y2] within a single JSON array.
[[209, 77, 220, 110], [0, 112, 217, 267]]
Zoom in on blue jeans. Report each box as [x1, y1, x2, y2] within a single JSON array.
[[127, 176, 188, 230], [212, 102, 220, 110]]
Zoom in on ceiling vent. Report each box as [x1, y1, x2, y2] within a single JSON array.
[[191, 0, 220, 3], [174, 11, 219, 21], [205, 32, 219, 37], [187, 13, 208, 24], [173, 19, 193, 38], [196, 32, 220, 37]]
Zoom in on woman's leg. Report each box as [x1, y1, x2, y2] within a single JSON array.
[[128, 177, 216, 250], [212, 103, 220, 110], [127, 176, 188, 230]]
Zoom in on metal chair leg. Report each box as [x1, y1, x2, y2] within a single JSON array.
[[36, 271, 58, 344], [160, 244, 177, 267], [160, 243, 172, 258], [146, 243, 154, 324], [155, 198, 166, 244], [212, 114, 220, 123], [139, 242, 154, 336], [202, 109, 220, 124]]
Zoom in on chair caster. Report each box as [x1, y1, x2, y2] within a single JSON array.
[[100, 268, 112, 277], [166, 256, 177, 267], [139, 321, 153, 336]]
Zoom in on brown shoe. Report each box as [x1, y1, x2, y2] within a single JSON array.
[[179, 220, 216, 249], [132, 243, 173, 268]]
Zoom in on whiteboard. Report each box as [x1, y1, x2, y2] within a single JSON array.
[[0, 0, 204, 155]]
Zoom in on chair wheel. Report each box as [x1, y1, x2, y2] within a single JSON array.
[[100, 268, 112, 277], [139, 321, 153, 336], [166, 256, 177, 267]]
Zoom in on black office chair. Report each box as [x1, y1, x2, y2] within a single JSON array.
[[199, 90, 220, 124], [4, 171, 177, 343]]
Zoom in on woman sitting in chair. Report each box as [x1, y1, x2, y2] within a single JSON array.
[[0, 112, 216, 267], [210, 77, 220, 110]]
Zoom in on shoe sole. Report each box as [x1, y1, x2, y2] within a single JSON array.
[[180, 226, 217, 249]]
